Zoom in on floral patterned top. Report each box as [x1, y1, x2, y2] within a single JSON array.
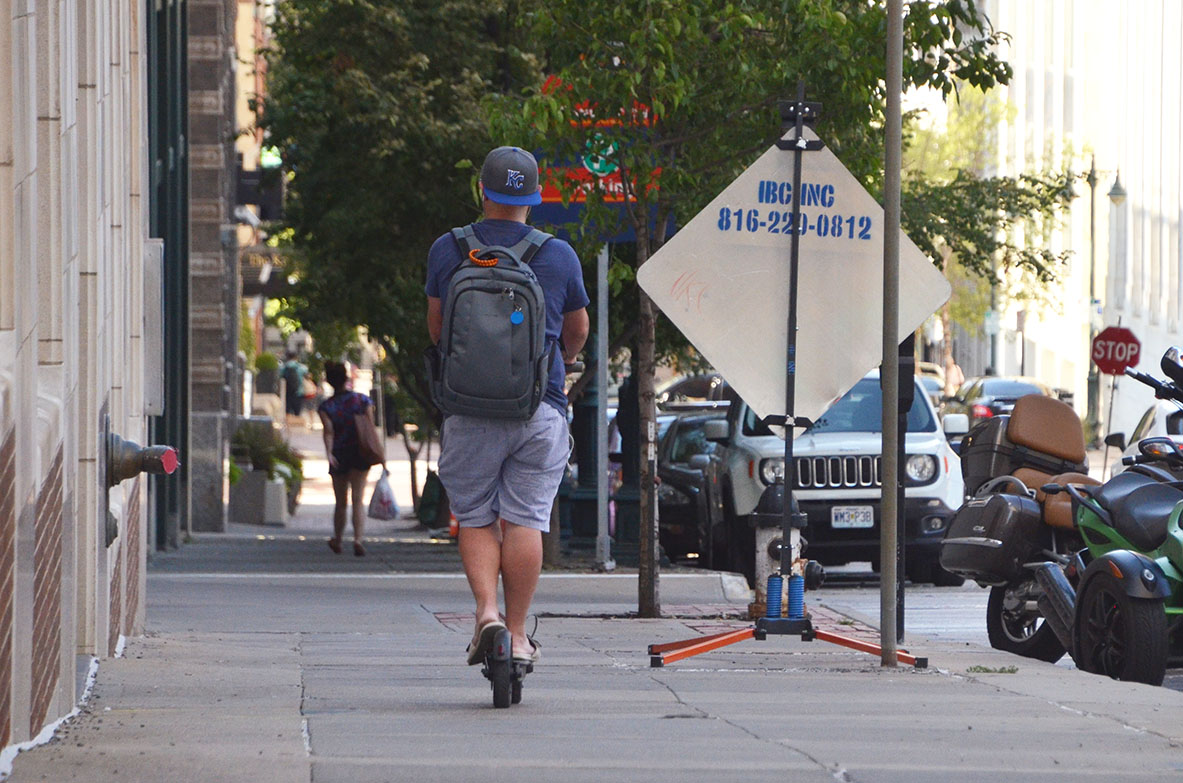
[[318, 391, 372, 475]]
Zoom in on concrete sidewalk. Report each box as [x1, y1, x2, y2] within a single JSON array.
[[7, 428, 1181, 782], [7, 555, 1183, 782]]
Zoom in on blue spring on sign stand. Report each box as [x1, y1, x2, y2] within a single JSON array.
[[787, 574, 805, 619], [765, 574, 783, 618]]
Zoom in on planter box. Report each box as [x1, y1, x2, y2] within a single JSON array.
[[229, 469, 288, 526], [263, 476, 288, 526]]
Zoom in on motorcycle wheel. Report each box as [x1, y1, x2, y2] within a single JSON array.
[[1073, 572, 1167, 686], [986, 582, 1066, 663]]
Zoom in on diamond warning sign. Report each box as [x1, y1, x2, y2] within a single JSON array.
[[637, 127, 950, 428]]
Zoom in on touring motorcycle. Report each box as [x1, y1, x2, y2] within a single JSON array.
[[941, 348, 1183, 685]]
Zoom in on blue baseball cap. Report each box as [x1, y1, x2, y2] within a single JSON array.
[[480, 146, 542, 206]]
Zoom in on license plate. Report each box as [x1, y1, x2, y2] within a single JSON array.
[[831, 506, 874, 529]]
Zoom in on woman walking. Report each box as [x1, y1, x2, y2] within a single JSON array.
[[317, 361, 374, 556]]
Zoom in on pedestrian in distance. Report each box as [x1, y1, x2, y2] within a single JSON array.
[[317, 361, 376, 557], [282, 351, 308, 424], [426, 145, 590, 668]]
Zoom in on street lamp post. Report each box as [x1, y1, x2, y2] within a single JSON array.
[[1085, 159, 1128, 445], [1086, 156, 1099, 445]]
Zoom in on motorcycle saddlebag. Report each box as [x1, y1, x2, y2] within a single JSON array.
[[940, 492, 1049, 585], [960, 414, 1087, 496]]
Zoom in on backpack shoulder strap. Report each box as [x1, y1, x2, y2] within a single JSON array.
[[508, 228, 551, 265], [450, 225, 480, 257]]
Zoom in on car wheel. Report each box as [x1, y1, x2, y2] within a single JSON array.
[[907, 554, 965, 587], [721, 487, 756, 586], [727, 516, 756, 587], [931, 566, 966, 587]]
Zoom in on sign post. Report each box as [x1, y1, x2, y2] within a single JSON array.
[[1093, 324, 1140, 479], [640, 85, 949, 667]]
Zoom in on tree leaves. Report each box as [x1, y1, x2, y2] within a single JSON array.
[[260, 0, 542, 427]]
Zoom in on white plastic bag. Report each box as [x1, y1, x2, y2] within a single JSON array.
[[367, 468, 399, 520]]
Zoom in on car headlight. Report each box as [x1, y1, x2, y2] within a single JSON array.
[[905, 454, 937, 484], [759, 457, 785, 485]]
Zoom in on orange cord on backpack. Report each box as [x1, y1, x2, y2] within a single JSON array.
[[469, 249, 498, 267]]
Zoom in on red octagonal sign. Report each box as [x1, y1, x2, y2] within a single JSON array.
[[1092, 326, 1141, 375]]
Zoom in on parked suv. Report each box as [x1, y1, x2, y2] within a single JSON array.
[[705, 371, 966, 585]]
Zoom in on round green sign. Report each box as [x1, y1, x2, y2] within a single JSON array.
[[582, 133, 619, 177]]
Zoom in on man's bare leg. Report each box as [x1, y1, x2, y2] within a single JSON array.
[[500, 521, 543, 658], [458, 523, 503, 627]]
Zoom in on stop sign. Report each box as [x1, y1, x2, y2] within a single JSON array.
[[1092, 326, 1141, 375]]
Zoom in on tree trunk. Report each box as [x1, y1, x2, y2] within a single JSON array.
[[938, 248, 959, 397], [940, 302, 956, 396], [401, 429, 422, 511], [636, 212, 669, 620], [543, 495, 561, 567]]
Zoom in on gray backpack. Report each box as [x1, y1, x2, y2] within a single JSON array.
[[426, 225, 553, 419]]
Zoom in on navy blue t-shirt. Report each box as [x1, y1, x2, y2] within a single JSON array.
[[426, 219, 590, 414]]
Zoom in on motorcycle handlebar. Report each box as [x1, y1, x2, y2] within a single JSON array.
[[1124, 367, 1183, 402]]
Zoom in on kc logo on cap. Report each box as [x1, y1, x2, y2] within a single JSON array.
[[481, 147, 542, 206]]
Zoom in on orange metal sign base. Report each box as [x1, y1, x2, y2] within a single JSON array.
[[648, 625, 927, 669]]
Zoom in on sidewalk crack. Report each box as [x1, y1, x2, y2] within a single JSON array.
[[297, 633, 314, 774], [647, 672, 855, 780]]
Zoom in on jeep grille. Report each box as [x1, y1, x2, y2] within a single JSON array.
[[795, 456, 881, 489]]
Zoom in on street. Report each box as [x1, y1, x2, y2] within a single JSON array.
[[817, 564, 1183, 693]]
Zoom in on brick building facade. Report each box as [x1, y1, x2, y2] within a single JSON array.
[[0, 0, 160, 747]]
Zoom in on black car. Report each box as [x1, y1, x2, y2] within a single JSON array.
[[944, 376, 1055, 427], [656, 410, 727, 563]]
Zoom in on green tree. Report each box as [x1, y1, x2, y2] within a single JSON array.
[[259, 0, 541, 437], [491, 0, 1013, 614], [903, 87, 1074, 392]]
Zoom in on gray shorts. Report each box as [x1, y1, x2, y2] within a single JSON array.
[[438, 404, 570, 531]]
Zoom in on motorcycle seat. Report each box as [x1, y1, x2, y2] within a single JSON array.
[[1102, 480, 1181, 551], [1092, 470, 1159, 510], [1037, 471, 1100, 529]]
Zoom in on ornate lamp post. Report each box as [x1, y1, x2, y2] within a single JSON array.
[[1085, 156, 1100, 443], [1086, 158, 1127, 444]]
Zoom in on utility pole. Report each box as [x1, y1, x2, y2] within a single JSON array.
[[880, 0, 903, 666]]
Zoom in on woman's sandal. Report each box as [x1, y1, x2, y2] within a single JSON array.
[[353, 541, 366, 557], [327, 538, 342, 554]]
